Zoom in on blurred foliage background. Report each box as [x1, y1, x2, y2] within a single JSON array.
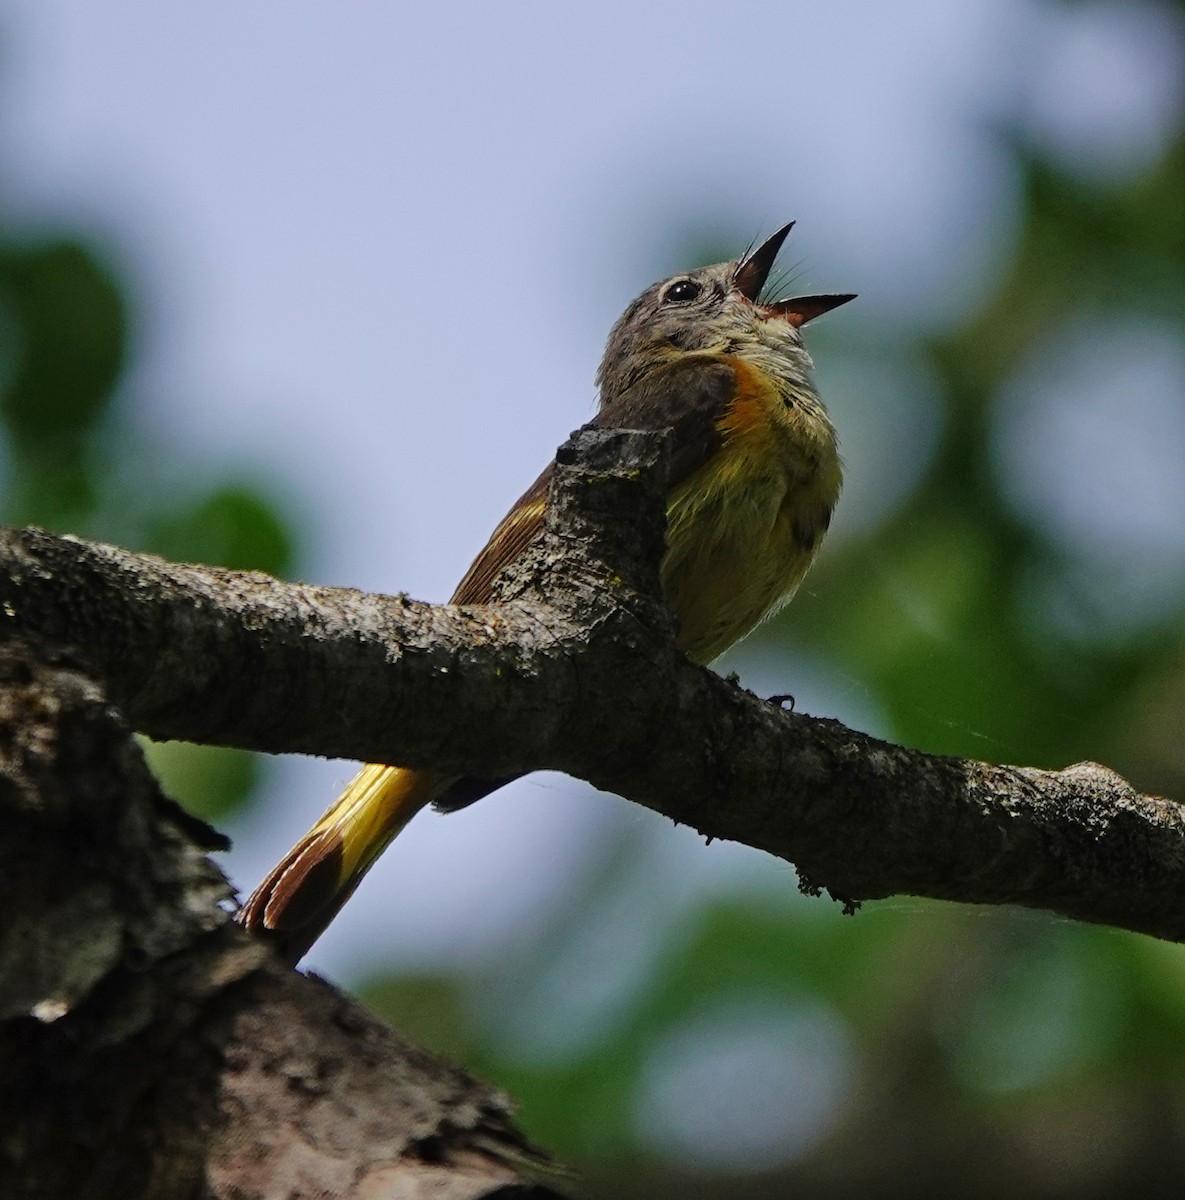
[[0, 230, 295, 821], [3, 3, 1185, 1196]]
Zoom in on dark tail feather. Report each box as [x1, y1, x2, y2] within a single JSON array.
[[431, 775, 517, 814]]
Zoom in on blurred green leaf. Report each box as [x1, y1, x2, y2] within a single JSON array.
[[358, 974, 476, 1062], [939, 924, 1128, 1096], [0, 238, 126, 445], [138, 738, 259, 823], [144, 483, 295, 575]]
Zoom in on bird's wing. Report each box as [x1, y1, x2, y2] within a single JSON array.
[[450, 354, 738, 606], [450, 466, 552, 604]]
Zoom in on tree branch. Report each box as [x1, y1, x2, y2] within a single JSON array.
[[0, 636, 562, 1199], [2, 427, 1182, 944]]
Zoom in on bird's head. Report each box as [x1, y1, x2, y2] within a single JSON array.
[[596, 223, 854, 401]]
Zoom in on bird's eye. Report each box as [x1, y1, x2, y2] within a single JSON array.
[[663, 279, 702, 305]]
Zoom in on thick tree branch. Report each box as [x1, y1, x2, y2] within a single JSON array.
[[0, 636, 562, 1199], [2, 428, 1182, 944]]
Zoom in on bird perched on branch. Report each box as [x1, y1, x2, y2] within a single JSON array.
[[238, 223, 854, 963]]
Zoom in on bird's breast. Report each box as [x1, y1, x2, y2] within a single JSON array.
[[660, 357, 840, 664]]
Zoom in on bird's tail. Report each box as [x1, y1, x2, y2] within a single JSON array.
[[237, 763, 448, 964]]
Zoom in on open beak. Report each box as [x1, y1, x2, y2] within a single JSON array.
[[765, 292, 857, 328], [733, 222, 794, 301], [733, 222, 856, 327]]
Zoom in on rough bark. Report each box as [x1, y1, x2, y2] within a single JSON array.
[[0, 635, 562, 1200], [1, 427, 1181, 945]]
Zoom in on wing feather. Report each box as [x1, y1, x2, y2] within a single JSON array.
[[451, 356, 738, 605], [450, 468, 550, 604]]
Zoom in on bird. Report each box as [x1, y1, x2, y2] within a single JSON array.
[[238, 222, 854, 963]]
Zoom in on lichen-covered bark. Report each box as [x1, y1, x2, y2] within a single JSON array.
[[0, 638, 560, 1200], [1, 428, 1183, 948]]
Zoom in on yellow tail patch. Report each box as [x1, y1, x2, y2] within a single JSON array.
[[237, 763, 448, 961]]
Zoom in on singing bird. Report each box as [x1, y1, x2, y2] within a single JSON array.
[[239, 223, 854, 962]]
